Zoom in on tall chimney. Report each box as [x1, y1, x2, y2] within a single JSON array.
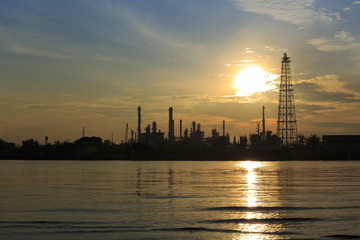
[[125, 123, 128, 143], [180, 119, 183, 139], [137, 106, 141, 142], [262, 105, 266, 141], [223, 120, 225, 136], [168, 107, 175, 141]]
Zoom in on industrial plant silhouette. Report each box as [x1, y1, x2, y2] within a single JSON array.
[[1, 53, 360, 160], [126, 53, 297, 149]]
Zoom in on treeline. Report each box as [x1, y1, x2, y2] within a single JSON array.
[[0, 134, 330, 160]]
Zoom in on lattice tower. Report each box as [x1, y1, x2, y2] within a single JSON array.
[[277, 53, 298, 146]]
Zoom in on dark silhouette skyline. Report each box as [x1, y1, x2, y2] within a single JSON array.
[[1, 127, 360, 160]]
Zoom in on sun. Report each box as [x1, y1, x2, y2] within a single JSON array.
[[234, 66, 278, 96]]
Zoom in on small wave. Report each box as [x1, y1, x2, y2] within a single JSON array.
[[2, 224, 144, 230], [327, 235, 360, 239], [52, 229, 150, 234], [0, 221, 151, 232], [154, 227, 296, 235], [202, 206, 359, 211], [23, 209, 125, 213], [0, 220, 107, 225], [155, 227, 240, 233], [203, 217, 318, 224], [3, 229, 150, 235], [147, 195, 198, 199]]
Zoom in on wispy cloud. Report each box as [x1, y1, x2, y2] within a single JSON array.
[[307, 31, 359, 52], [296, 74, 360, 97], [293, 74, 360, 118], [0, 26, 71, 59], [56, 94, 74, 97], [87, 0, 205, 54], [18, 96, 140, 118], [248, 75, 354, 134], [230, 0, 338, 28], [7, 44, 72, 59], [353, 1, 360, 4], [120, 10, 201, 51], [0, 26, 134, 63]]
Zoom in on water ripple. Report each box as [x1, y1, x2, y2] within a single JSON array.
[[202, 206, 359, 211], [203, 217, 318, 224]]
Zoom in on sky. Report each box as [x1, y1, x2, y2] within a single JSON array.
[[1, 0, 360, 144]]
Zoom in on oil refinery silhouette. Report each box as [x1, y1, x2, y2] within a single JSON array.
[[1, 53, 360, 160]]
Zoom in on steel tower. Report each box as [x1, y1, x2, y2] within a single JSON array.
[[277, 53, 298, 146]]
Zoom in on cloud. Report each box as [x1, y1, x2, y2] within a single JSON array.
[[56, 94, 74, 97], [0, 26, 134, 63], [293, 74, 360, 117], [0, 1, 199, 63], [353, 1, 360, 4], [334, 31, 355, 42], [230, 0, 338, 28], [87, 0, 205, 54], [296, 74, 360, 97], [7, 44, 73, 59], [18, 97, 140, 118], [307, 31, 359, 51], [284, 74, 360, 135]]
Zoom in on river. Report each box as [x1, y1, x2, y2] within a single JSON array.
[[0, 160, 359, 239]]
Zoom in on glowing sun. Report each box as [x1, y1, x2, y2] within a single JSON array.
[[234, 66, 278, 96]]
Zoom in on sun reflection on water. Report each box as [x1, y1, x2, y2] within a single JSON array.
[[237, 161, 262, 171], [238, 161, 262, 208], [235, 161, 268, 240]]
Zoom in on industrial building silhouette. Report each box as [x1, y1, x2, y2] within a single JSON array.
[[126, 53, 297, 148], [133, 105, 209, 145], [1, 53, 360, 160]]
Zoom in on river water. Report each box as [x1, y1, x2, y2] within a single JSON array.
[[0, 160, 359, 240]]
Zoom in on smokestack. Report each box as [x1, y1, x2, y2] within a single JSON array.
[[223, 120, 225, 136], [262, 105, 266, 141], [180, 120, 183, 139], [125, 123, 128, 143], [82, 127, 85, 138], [137, 106, 141, 142], [192, 121, 196, 134], [168, 107, 175, 141]]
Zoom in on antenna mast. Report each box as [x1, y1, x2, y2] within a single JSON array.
[[277, 53, 298, 146]]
